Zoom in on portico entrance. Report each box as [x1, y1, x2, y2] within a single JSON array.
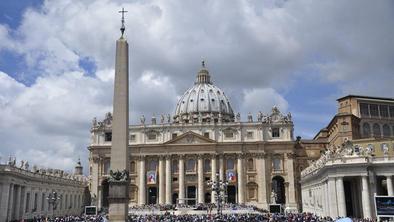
[[187, 186, 196, 205]]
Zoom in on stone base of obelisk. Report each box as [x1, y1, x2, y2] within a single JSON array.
[[108, 180, 129, 222]]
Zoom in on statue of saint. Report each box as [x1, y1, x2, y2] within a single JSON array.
[[270, 190, 277, 204], [167, 114, 171, 123], [140, 115, 146, 124], [160, 114, 165, 124], [151, 114, 157, 125], [247, 112, 253, 122], [236, 113, 241, 122]]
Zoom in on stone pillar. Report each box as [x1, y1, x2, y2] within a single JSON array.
[[256, 154, 267, 207], [165, 155, 172, 204], [15, 185, 21, 220], [219, 155, 224, 182], [138, 157, 146, 205], [211, 155, 217, 203], [158, 157, 165, 204], [178, 156, 185, 204], [327, 177, 338, 218], [286, 153, 297, 208], [108, 30, 130, 221], [237, 154, 245, 204], [387, 176, 394, 196], [197, 155, 204, 203], [336, 177, 346, 217], [362, 176, 372, 219]]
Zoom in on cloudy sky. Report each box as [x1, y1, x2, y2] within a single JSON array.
[[0, 0, 393, 173]]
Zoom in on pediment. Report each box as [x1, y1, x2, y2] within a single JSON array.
[[164, 131, 216, 145]]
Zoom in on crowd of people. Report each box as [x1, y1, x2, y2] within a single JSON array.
[[25, 215, 108, 222]]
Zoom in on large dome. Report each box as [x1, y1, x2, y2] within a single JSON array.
[[174, 62, 234, 123]]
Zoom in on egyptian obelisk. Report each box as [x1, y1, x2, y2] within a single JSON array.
[[108, 8, 130, 222]]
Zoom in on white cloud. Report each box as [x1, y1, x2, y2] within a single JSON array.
[[240, 88, 288, 120]]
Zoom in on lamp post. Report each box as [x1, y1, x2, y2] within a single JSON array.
[[46, 191, 61, 219], [207, 173, 228, 216]]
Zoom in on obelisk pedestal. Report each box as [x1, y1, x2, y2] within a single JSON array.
[[108, 35, 130, 222]]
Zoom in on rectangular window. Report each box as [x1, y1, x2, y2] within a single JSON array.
[[147, 133, 157, 140], [104, 159, 110, 175], [204, 132, 210, 138], [389, 106, 394, 118], [224, 131, 234, 138], [172, 133, 177, 139], [186, 159, 196, 172], [380, 105, 389, 118], [247, 131, 254, 139], [104, 132, 112, 142], [130, 134, 136, 141], [370, 104, 379, 117], [204, 159, 211, 172], [273, 158, 281, 171], [272, 128, 280, 138], [172, 177, 178, 182], [360, 103, 369, 117]]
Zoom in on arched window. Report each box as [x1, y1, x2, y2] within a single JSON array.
[[373, 123, 381, 137], [363, 123, 371, 137], [247, 158, 254, 171], [383, 124, 391, 137]]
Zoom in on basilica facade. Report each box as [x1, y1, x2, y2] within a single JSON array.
[[88, 63, 322, 211]]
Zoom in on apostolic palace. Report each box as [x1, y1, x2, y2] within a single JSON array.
[[88, 62, 323, 212]]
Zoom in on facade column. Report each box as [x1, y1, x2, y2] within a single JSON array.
[[237, 154, 245, 204], [0, 182, 11, 222], [336, 177, 346, 217], [197, 155, 204, 203], [165, 155, 172, 204], [178, 156, 185, 204], [211, 155, 217, 203], [286, 153, 297, 208], [256, 154, 267, 207], [386, 176, 394, 196], [138, 156, 146, 205], [362, 176, 372, 219], [158, 156, 165, 204], [327, 177, 338, 218], [15, 185, 21, 220], [219, 155, 224, 182]]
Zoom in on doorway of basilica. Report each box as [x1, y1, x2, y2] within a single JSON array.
[[101, 179, 109, 209], [148, 187, 157, 204], [272, 176, 285, 204], [187, 186, 196, 205], [227, 185, 236, 203]]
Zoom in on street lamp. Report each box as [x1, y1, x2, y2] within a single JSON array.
[[47, 191, 61, 219], [207, 173, 228, 216]]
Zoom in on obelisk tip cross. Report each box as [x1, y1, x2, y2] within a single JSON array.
[[118, 7, 128, 37]]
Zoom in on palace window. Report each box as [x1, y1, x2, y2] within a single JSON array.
[[247, 158, 254, 171], [104, 132, 112, 142], [226, 159, 235, 170], [363, 122, 371, 137], [360, 103, 369, 117], [390, 106, 394, 118], [272, 128, 280, 138], [186, 159, 196, 172], [247, 131, 254, 139], [370, 104, 379, 117], [380, 105, 389, 118], [373, 123, 381, 137], [204, 132, 210, 138], [248, 186, 257, 200], [383, 124, 391, 137], [130, 134, 136, 141], [204, 159, 211, 172], [273, 158, 281, 171]]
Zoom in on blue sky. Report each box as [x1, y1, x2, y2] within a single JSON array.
[[0, 0, 393, 172]]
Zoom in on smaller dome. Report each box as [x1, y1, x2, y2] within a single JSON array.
[[173, 61, 234, 123]]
